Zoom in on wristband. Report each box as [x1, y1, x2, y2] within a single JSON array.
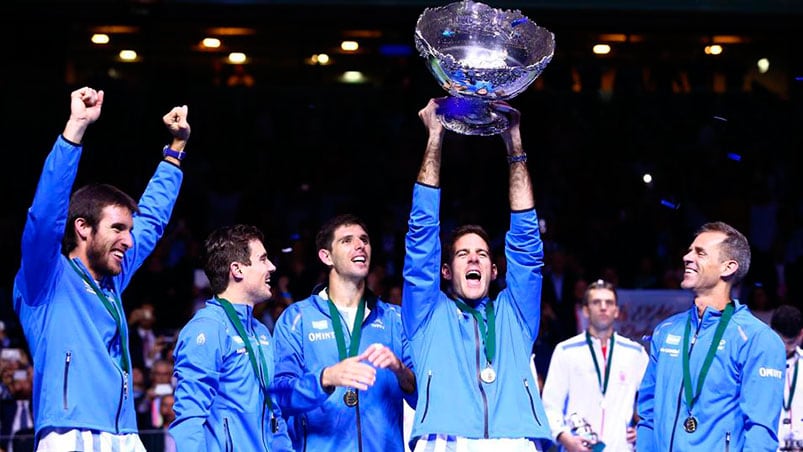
[[163, 145, 186, 161], [507, 152, 527, 164]]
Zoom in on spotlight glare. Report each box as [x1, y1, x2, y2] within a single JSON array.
[[317, 53, 330, 64], [202, 37, 221, 48], [341, 41, 359, 52], [757, 58, 770, 74], [91, 34, 110, 45], [592, 44, 611, 55], [228, 52, 247, 64], [119, 50, 137, 61], [340, 71, 366, 83], [642, 173, 653, 184]]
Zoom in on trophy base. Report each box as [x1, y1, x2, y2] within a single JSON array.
[[437, 97, 510, 136]]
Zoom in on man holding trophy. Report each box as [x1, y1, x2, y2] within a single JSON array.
[[402, 97, 551, 451], [402, 3, 555, 450], [541, 280, 648, 451]]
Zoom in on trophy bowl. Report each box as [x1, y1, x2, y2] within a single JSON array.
[[414, 0, 555, 135]]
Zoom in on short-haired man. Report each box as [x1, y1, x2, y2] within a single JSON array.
[[402, 98, 550, 451], [171, 224, 291, 451], [542, 279, 648, 451], [13, 86, 189, 450], [638, 222, 786, 451], [273, 214, 416, 451]]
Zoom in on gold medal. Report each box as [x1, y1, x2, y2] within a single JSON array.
[[343, 389, 358, 407], [683, 415, 697, 433], [480, 366, 496, 383]]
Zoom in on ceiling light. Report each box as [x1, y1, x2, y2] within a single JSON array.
[[202, 38, 221, 49], [341, 41, 359, 52], [592, 44, 611, 55], [228, 52, 247, 64], [119, 50, 138, 61], [91, 34, 110, 45]]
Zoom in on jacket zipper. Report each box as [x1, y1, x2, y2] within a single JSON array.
[[355, 391, 364, 452], [523, 379, 541, 425], [62, 351, 72, 410], [420, 371, 432, 423], [302, 416, 308, 452], [224, 417, 233, 452], [725, 431, 730, 452], [472, 318, 490, 438]]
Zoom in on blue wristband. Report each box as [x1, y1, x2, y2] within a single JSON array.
[[163, 145, 186, 161], [507, 152, 527, 164]]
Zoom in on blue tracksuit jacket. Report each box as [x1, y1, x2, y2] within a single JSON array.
[[402, 183, 551, 444], [637, 300, 785, 451], [13, 135, 181, 438]]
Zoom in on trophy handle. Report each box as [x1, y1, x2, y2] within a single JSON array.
[[437, 97, 510, 136]]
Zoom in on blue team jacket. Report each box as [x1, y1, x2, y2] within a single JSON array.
[[171, 299, 292, 451], [273, 290, 416, 452], [637, 300, 785, 451], [13, 135, 182, 438], [402, 183, 552, 444]]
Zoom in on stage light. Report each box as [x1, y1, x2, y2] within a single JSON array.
[[592, 44, 611, 55], [757, 58, 770, 74], [91, 34, 110, 44], [228, 52, 247, 64], [341, 41, 359, 52], [119, 50, 137, 61], [202, 38, 221, 49]]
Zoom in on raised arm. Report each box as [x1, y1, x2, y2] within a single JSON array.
[[416, 98, 445, 187], [402, 99, 448, 340], [162, 105, 191, 167], [62, 87, 104, 144], [496, 102, 533, 211], [118, 106, 190, 290], [18, 87, 104, 307]]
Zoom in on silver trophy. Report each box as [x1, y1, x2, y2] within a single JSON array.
[[414, 0, 555, 136], [566, 413, 606, 451]]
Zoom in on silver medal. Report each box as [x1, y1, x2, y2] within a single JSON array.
[[480, 366, 496, 383]]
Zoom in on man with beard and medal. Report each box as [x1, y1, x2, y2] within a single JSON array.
[[637, 222, 785, 451], [771, 305, 803, 451], [542, 280, 648, 451], [273, 214, 416, 452], [13, 86, 189, 451], [402, 98, 550, 451]]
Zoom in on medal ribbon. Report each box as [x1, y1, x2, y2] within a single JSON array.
[[585, 331, 615, 395], [68, 258, 129, 373], [454, 300, 496, 366], [682, 302, 734, 415], [326, 292, 367, 361], [785, 358, 799, 412], [217, 297, 273, 412]]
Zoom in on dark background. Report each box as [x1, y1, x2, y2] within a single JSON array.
[[2, 0, 802, 331]]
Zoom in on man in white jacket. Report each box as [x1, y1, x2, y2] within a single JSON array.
[[542, 279, 648, 452]]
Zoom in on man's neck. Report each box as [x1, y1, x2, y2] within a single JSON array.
[[588, 326, 614, 343], [327, 274, 365, 308], [217, 288, 254, 307], [694, 291, 731, 317], [68, 251, 102, 282]]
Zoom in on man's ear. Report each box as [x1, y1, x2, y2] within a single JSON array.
[[74, 218, 91, 241], [441, 263, 453, 281], [491, 263, 498, 281], [318, 249, 333, 267], [230, 262, 243, 281], [721, 259, 738, 279]]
